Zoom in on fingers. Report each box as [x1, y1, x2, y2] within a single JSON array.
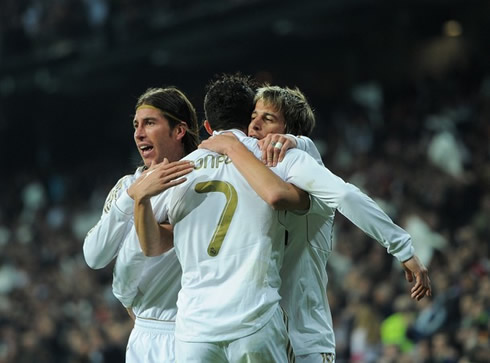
[[410, 278, 426, 300], [198, 137, 213, 150], [159, 166, 194, 184], [163, 176, 188, 188], [409, 271, 432, 300], [401, 256, 432, 301], [404, 269, 414, 283], [277, 138, 294, 163], [263, 136, 282, 166], [154, 162, 193, 183], [157, 160, 194, 172], [258, 134, 294, 166]]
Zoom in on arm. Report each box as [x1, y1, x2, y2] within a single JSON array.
[[83, 174, 136, 269], [134, 199, 173, 256], [291, 135, 323, 165], [257, 134, 323, 166], [281, 149, 432, 300], [83, 160, 192, 268], [199, 133, 309, 211], [112, 227, 147, 308], [129, 159, 190, 256]]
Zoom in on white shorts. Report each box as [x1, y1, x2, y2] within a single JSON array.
[[175, 306, 295, 362], [296, 353, 335, 363], [126, 317, 175, 363]]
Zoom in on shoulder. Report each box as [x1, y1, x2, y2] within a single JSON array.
[[239, 137, 262, 159], [182, 149, 216, 161], [102, 170, 139, 213]]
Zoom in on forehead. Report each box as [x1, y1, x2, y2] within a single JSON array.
[[254, 99, 282, 116], [134, 106, 165, 121]]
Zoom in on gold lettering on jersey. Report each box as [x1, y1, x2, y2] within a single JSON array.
[[194, 155, 232, 170], [195, 180, 238, 257]]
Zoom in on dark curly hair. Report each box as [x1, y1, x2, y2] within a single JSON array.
[[204, 73, 257, 131]]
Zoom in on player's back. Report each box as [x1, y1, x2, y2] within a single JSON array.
[[163, 135, 286, 342]]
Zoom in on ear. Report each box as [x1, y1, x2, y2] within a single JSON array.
[[203, 120, 213, 136], [173, 123, 187, 141]]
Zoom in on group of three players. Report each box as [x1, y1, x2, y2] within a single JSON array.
[[83, 73, 431, 363]]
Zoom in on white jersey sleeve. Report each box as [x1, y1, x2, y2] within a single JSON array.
[[83, 169, 141, 269], [287, 134, 323, 165], [112, 227, 146, 308], [278, 149, 414, 262]]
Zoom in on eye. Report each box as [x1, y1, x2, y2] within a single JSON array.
[[251, 112, 257, 119]]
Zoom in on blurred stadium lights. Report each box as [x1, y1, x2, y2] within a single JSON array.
[[0, 0, 487, 95], [0, 0, 488, 172], [443, 20, 463, 37]]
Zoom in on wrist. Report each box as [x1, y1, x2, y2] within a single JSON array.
[[134, 195, 151, 205], [226, 139, 244, 157], [402, 255, 414, 263]]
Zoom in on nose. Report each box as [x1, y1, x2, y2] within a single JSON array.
[[250, 116, 261, 131], [134, 124, 145, 140]]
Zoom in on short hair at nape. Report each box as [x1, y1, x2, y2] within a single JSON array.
[[255, 86, 316, 136], [204, 73, 258, 131]]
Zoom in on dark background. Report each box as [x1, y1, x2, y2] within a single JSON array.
[[1, 0, 488, 174]]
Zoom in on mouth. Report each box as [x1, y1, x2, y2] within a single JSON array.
[[139, 144, 154, 158]]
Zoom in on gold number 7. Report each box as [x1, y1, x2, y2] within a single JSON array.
[[194, 180, 238, 257]]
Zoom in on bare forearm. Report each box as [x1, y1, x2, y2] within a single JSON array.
[[227, 142, 309, 210], [134, 198, 172, 256]]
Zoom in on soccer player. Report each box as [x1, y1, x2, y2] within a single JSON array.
[[128, 74, 308, 362], [83, 87, 198, 362], [199, 85, 431, 363]]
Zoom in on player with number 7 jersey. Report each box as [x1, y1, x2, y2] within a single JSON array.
[[152, 131, 293, 342]]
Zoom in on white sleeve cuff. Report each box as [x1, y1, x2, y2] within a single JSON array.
[[114, 191, 135, 216]]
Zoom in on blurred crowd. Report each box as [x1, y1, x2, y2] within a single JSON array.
[[1, 64, 488, 362], [0, 0, 262, 59]]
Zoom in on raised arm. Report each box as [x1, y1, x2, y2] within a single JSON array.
[[83, 160, 193, 267], [129, 159, 192, 256], [199, 133, 309, 211]]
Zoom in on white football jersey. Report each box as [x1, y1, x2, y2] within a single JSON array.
[[152, 130, 292, 342], [279, 135, 414, 355]]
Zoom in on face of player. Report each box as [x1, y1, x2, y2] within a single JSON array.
[[248, 99, 286, 140], [133, 107, 182, 166]]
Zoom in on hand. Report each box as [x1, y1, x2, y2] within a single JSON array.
[[257, 134, 297, 166], [401, 255, 432, 301], [198, 132, 239, 154], [127, 159, 194, 202]]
